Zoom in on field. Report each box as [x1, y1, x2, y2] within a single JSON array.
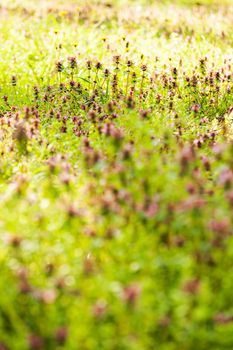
[[0, 0, 233, 349]]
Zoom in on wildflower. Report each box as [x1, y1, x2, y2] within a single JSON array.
[[28, 335, 44, 350], [92, 300, 108, 319], [122, 283, 141, 305], [218, 168, 232, 188], [179, 145, 195, 171], [191, 103, 201, 113], [209, 220, 230, 236], [2, 95, 8, 103], [201, 156, 211, 171], [56, 60, 64, 73], [104, 68, 110, 77], [95, 62, 102, 70], [67, 205, 81, 218], [178, 196, 205, 212], [182, 278, 200, 295], [13, 122, 28, 154], [172, 67, 178, 77], [83, 254, 95, 275], [33, 85, 39, 100], [140, 109, 149, 118], [126, 60, 133, 68], [45, 262, 55, 275], [141, 64, 147, 72], [113, 55, 120, 66], [126, 95, 135, 109], [68, 56, 77, 69], [11, 75, 17, 86], [226, 191, 233, 206], [122, 143, 133, 160], [144, 200, 158, 218], [0, 343, 8, 350], [158, 316, 171, 327], [55, 278, 67, 290], [55, 327, 68, 345], [186, 182, 196, 194], [214, 313, 233, 325], [8, 235, 22, 248], [40, 289, 57, 304], [172, 235, 185, 247], [69, 80, 76, 87], [86, 60, 92, 70]]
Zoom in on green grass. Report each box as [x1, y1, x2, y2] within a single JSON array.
[[0, 0, 233, 349]]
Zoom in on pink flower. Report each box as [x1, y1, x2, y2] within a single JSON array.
[[226, 191, 233, 206], [122, 284, 141, 305], [218, 168, 233, 187], [191, 104, 201, 112], [55, 327, 68, 344], [92, 300, 108, 318], [182, 279, 200, 295], [209, 220, 230, 236], [28, 335, 44, 350], [214, 313, 233, 325]]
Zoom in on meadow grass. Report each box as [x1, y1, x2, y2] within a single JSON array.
[[0, 0, 233, 349]]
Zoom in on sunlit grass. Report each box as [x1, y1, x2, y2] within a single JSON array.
[[0, 1, 232, 349]]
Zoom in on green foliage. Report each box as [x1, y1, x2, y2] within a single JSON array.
[[0, 0, 232, 349]]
